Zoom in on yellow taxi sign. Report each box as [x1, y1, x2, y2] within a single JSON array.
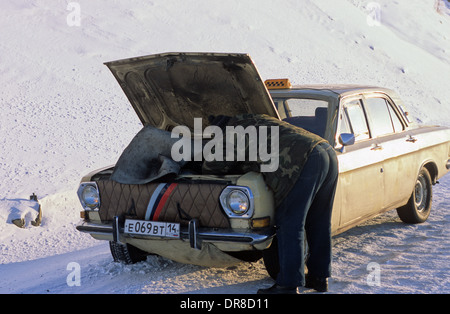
[[264, 78, 292, 90]]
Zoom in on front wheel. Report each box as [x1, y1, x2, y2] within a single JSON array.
[[396, 167, 432, 224]]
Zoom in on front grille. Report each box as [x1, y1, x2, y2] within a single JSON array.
[[96, 180, 230, 229]]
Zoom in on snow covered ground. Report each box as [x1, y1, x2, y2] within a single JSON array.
[[0, 0, 449, 294]]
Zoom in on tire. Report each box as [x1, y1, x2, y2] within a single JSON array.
[[262, 236, 280, 280], [225, 250, 263, 262], [109, 241, 148, 264], [396, 167, 432, 224]]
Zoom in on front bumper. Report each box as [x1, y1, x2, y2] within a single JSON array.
[[76, 218, 275, 250]]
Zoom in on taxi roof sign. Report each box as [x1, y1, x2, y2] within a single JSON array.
[[264, 79, 292, 90]]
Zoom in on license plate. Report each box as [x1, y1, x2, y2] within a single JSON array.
[[124, 219, 180, 238]]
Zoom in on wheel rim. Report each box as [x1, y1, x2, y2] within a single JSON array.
[[414, 175, 427, 212]]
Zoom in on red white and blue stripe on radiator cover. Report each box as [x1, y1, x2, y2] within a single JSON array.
[[144, 183, 178, 221]]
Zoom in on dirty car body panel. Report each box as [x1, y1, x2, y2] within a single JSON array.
[[76, 53, 450, 269]]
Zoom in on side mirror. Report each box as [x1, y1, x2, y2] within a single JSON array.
[[339, 133, 355, 147]]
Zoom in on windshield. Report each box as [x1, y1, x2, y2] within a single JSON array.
[[272, 98, 329, 137]]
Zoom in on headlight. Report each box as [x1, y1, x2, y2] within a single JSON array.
[[220, 186, 254, 218], [77, 182, 100, 210]]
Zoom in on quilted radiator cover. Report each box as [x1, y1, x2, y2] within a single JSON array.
[[96, 180, 231, 228]]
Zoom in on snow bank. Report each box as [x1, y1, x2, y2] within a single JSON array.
[[0, 197, 41, 228]]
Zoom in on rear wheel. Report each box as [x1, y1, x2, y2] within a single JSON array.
[[396, 167, 432, 224], [109, 241, 148, 264]]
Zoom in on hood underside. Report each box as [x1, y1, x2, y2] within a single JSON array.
[[105, 52, 279, 131]]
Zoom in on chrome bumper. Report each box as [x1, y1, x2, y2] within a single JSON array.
[[76, 218, 275, 250]]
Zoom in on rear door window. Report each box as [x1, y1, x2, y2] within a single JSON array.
[[387, 102, 404, 133], [364, 97, 404, 136]]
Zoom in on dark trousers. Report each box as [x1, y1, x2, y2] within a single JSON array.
[[275, 142, 338, 287]]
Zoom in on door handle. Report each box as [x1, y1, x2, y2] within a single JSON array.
[[371, 144, 383, 151]]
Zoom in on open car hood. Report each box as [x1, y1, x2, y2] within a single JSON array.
[[105, 52, 279, 131]]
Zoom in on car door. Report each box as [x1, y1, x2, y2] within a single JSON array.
[[362, 94, 418, 210], [336, 95, 385, 228]]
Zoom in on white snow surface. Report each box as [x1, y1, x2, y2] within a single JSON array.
[[0, 0, 449, 294]]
